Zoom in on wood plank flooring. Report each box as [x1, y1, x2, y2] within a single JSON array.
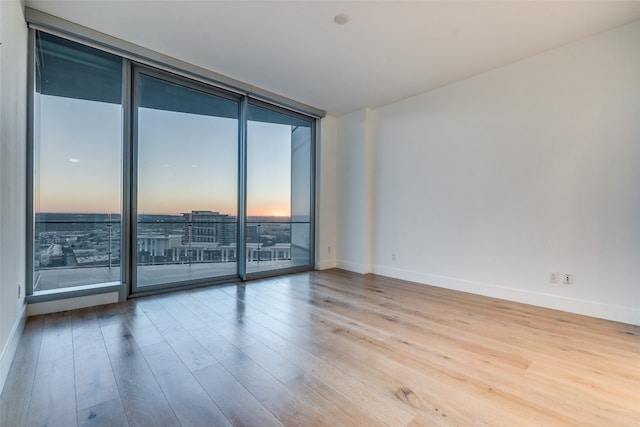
[[1, 269, 639, 426]]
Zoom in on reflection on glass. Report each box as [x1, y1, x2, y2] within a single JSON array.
[[247, 104, 313, 274], [33, 32, 123, 292], [135, 74, 239, 288]]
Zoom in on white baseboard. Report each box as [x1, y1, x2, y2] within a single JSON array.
[[336, 259, 372, 274], [0, 303, 27, 394], [27, 292, 119, 316], [316, 259, 337, 270], [373, 265, 640, 326]]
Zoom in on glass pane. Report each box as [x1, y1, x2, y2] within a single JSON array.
[[33, 32, 122, 292], [291, 124, 313, 265], [246, 104, 313, 274], [136, 74, 238, 288]]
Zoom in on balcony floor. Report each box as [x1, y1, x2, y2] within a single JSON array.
[[34, 260, 305, 292]]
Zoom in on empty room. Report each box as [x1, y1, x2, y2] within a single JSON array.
[[1, 1, 639, 426]]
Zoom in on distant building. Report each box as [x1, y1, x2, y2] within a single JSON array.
[[39, 244, 65, 267], [183, 210, 237, 245], [246, 242, 291, 262], [137, 233, 182, 263]]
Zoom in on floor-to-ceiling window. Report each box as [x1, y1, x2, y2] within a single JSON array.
[[31, 32, 123, 293], [246, 102, 314, 276], [133, 69, 240, 291], [28, 30, 317, 299]]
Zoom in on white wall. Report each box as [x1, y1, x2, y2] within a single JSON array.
[[336, 20, 640, 325], [0, 0, 28, 390], [336, 109, 376, 274], [316, 116, 338, 270]]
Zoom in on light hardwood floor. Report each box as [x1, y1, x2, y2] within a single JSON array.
[[1, 269, 639, 426]]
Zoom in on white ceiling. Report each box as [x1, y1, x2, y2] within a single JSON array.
[[24, 1, 640, 116]]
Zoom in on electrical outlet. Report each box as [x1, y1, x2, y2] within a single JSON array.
[[391, 253, 396, 261], [18, 283, 21, 299], [562, 274, 573, 285], [549, 272, 559, 284], [328, 246, 331, 254]]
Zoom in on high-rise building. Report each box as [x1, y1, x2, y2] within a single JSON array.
[[182, 210, 237, 245]]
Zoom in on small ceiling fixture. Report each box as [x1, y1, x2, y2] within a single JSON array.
[[334, 14, 349, 25]]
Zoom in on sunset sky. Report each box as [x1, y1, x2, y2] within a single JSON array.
[[35, 95, 293, 217]]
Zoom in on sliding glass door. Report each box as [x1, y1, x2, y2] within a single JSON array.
[[133, 69, 240, 290], [246, 102, 314, 276]]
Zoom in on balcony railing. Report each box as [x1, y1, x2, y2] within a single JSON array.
[[34, 219, 121, 292], [34, 216, 311, 292]]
